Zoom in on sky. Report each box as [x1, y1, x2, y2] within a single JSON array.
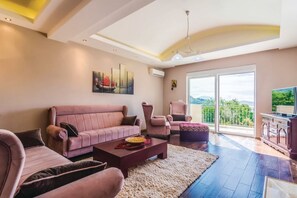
[[189, 72, 254, 102]]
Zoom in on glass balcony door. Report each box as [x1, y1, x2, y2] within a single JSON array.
[[188, 76, 216, 132], [187, 66, 256, 136], [218, 72, 255, 136]]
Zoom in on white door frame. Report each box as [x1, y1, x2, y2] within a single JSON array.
[[186, 65, 256, 137]]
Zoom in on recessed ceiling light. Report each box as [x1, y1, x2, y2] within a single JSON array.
[[82, 39, 87, 42], [171, 52, 183, 61], [194, 56, 203, 61], [4, 17, 12, 22]]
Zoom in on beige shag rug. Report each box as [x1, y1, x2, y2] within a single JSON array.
[[116, 144, 218, 198]]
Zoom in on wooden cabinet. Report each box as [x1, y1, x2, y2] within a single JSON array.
[[261, 113, 297, 159]]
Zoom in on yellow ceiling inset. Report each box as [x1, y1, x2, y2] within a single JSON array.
[[94, 25, 280, 62], [160, 25, 280, 61], [0, 0, 49, 22]]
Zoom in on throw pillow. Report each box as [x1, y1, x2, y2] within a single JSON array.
[[15, 128, 45, 148], [15, 160, 107, 198], [60, 122, 78, 137], [172, 114, 186, 121], [121, 116, 137, 126]]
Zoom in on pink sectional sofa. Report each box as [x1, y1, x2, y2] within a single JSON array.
[[0, 129, 124, 198], [47, 105, 141, 158]]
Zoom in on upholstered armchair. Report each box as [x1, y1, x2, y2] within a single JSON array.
[[142, 102, 171, 137], [0, 129, 25, 198], [167, 100, 192, 131], [0, 129, 124, 198]]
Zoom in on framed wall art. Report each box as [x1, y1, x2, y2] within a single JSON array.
[[93, 64, 134, 94]]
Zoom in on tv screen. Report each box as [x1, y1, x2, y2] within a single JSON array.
[[272, 87, 297, 115]]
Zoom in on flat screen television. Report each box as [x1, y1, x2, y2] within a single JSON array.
[[272, 87, 297, 116]]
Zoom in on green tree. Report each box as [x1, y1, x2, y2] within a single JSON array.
[[201, 98, 254, 127]]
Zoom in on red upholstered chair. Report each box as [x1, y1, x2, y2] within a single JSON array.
[[166, 100, 192, 132], [142, 102, 171, 137]]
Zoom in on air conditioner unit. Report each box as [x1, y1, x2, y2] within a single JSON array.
[[149, 68, 165, 78]]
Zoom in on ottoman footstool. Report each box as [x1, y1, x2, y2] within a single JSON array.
[[179, 123, 209, 142]]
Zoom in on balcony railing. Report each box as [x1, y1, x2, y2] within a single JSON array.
[[190, 104, 254, 135], [204, 105, 254, 127]]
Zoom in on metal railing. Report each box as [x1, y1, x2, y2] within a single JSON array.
[[190, 104, 254, 128], [202, 105, 254, 127]]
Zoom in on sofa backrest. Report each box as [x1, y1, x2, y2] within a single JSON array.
[[49, 105, 128, 132], [170, 100, 187, 115], [0, 129, 25, 198]]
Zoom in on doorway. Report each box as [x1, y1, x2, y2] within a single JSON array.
[[187, 66, 255, 136]]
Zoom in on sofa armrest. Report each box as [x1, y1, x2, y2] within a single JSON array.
[[151, 116, 166, 126], [37, 167, 124, 198], [166, 115, 173, 122], [46, 125, 67, 140], [185, 115, 192, 122], [46, 125, 68, 157]]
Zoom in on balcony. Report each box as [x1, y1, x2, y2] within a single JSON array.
[[190, 104, 254, 136]]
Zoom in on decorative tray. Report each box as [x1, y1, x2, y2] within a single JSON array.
[[125, 136, 146, 144], [115, 136, 152, 150]]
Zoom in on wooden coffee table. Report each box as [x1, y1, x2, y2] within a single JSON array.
[[93, 138, 167, 178]]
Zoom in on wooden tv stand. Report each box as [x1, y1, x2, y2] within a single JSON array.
[[261, 113, 297, 159]]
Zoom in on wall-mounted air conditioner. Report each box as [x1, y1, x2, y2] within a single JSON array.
[[149, 68, 165, 78]]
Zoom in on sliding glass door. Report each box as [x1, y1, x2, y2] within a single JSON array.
[[188, 66, 255, 136], [189, 76, 216, 132], [218, 72, 254, 135]]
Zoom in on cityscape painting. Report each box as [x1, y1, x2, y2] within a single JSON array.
[[92, 64, 134, 94]]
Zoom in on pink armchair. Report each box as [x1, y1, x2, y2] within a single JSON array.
[[0, 129, 124, 198], [167, 100, 192, 131], [0, 129, 25, 198], [142, 102, 170, 137]]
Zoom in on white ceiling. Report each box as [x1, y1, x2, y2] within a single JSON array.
[[1, 0, 297, 68], [99, 0, 281, 55]]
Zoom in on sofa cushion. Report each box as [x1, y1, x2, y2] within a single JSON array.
[[15, 128, 45, 148], [67, 126, 140, 151], [15, 160, 106, 198], [56, 112, 125, 132], [121, 116, 137, 126], [60, 122, 78, 137], [170, 121, 189, 126], [20, 147, 71, 185], [172, 114, 186, 121]]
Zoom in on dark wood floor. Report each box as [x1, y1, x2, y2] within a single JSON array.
[[71, 133, 295, 197], [168, 134, 294, 198]]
